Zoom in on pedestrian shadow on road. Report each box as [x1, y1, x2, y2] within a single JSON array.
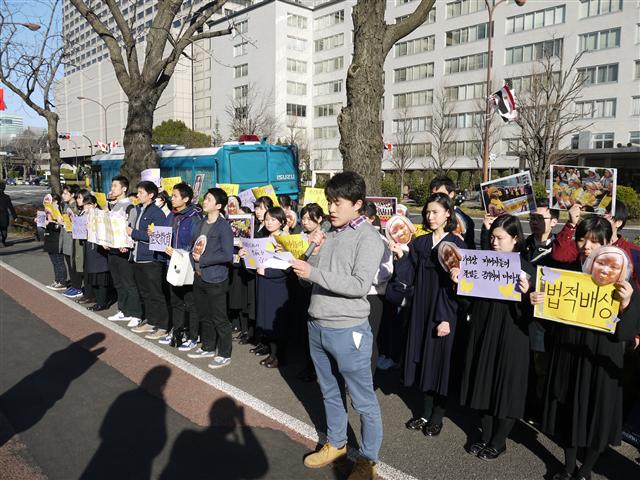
[[0, 243, 43, 257], [0, 332, 106, 448], [80, 365, 171, 480]]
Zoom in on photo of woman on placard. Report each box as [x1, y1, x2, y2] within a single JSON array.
[[583, 245, 632, 287]]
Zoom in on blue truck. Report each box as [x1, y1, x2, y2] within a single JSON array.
[[91, 140, 300, 198]]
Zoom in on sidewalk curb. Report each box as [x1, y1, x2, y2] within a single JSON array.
[[0, 261, 417, 480]]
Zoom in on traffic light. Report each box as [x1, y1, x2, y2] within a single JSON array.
[[57, 133, 70, 140]]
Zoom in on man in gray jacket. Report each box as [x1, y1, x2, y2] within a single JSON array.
[[291, 172, 384, 480]]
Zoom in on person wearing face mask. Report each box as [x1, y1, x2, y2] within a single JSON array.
[[530, 217, 639, 480], [453, 215, 536, 461]]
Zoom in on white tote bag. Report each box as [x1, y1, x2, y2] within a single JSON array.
[[166, 249, 194, 286]]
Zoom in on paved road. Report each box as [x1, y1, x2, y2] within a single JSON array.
[[0, 291, 339, 480], [3, 185, 49, 206]]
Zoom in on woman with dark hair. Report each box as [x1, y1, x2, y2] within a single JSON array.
[[455, 214, 535, 460], [363, 201, 381, 229], [72, 189, 95, 305], [532, 217, 639, 480], [253, 196, 274, 238], [155, 190, 172, 215], [246, 206, 292, 367], [82, 195, 112, 311], [392, 192, 466, 437]]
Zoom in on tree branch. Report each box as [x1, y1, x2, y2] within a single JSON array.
[[383, 0, 435, 53]]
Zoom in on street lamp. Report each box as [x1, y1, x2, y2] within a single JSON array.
[[482, 0, 527, 182], [76, 96, 128, 143], [2, 22, 41, 31]]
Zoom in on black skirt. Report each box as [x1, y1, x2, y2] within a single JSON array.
[[88, 271, 112, 287]]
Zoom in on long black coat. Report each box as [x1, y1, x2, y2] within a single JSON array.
[[460, 257, 536, 419], [0, 192, 16, 227], [542, 262, 640, 451], [256, 268, 291, 338], [396, 232, 465, 395]]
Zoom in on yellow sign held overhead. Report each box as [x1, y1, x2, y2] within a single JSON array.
[[252, 185, 279, 206], [44, 203, 63, 221], [216, 183, 240, 196], [161, 176, 182, 194], [94, 192, 108, 210], [303, 187, 328, 213]]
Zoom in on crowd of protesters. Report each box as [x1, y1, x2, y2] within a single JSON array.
[[37, 172, 640, 480]]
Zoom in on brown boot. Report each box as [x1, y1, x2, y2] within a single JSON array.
[[348, 457, 376, 480], [303, 443, 347, 469]]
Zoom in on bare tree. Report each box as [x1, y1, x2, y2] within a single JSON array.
[[513, 51, 590, 184], [428, 88, 456, 176], [283, 117, 311, 183], [225, 83, 278, 140], [69, 0, 234, 181], [9, 130, 48, 181], [0, 0, 66, 194], [388, 107, 417, 199], [471, 97, 502, 177], [338, 0, 436, 194]]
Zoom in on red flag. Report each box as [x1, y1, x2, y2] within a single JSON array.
[[0, 88, 6, 111]]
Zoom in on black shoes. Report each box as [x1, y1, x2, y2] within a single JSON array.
[[551, 472, 573, 480], [477, 445, 506, 461], [467, 442, 487, 456], [265, 357, 279, 368], [87, 304, 109, 311], [422, 422, 443, 437], [250, 344, 270, 356], [405, 417, 429, 430]]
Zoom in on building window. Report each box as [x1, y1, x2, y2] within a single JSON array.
[[505, 38, 563, 65], [392, 116, 432, 133], [395, 0, 418, 5], [503, 138, 523, 156], [287, 13, 308, 29], [446, 22, 491, 47], [233, 63, 248, 78], [445, 141, 481, 157], [233, 42, 248, 57], [506, 5, 565, 34], [313, 80, 343, 96], [315, 103, 342, 117], [235, 106, 248, 120], [575, 98, 617, 118], [632, 96, 640, 116], [577, 64, 618, 85], [235, 20, 248, 35], [444, 82, 486, 101], [314, 56, 344, 74], [394, 63, 434, 82], [592, 133, 614, 149], [395, 35, 435, 57], [287, 35, 307, 52], [579, 0, 622, 18], [315, 33, 344, 52], [287, 58, 307, 73], [396, 8, 436, 25], [393, 89, 433, 108], [286, 103, 307, 117], [446, 111, 484, 129], [314, 10, 344, 30], [233, 84, 248, 100], [393, 143, 432, 157], [314, 126, 339, 139], [630, 131, 640, 145], [445, 52, 488, 74], [286, 81, 307, 96], [635, 60, 640, 80], [578, 28, 621, 52], [446, 0, 486, 19], [506, 72, 561, 92]]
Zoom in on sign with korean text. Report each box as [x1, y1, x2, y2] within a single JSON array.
[[36, 211, 46, 228], [148, 225, 172, 252], [252, 185, 279, 206], [217, 183, 240, 197], [275, 234, 310, 260], [141, 168, 161, 187], [161, 176, 182, 194], [94, 192, 107, 210], [87, 209, 133, 249], [240, 237, 277, 270], [534, 266, 620, 334], [303, 187, 328, 213], [237, 189, 256, 211], [44, 203, 63, 221], [366, 196, 397, 228], [71, 214, 88, 240], [456, 249, 522, 302]]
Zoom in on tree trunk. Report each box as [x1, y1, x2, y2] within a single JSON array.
[[120, 91, 159, 183], [338, 1, 387, 195], [400, 170, 405, 201], [47, 115, 62, 195]]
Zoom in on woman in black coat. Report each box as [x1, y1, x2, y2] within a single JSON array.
[[82, 196, 112, 310], [532, 217, 640, 480], [454, 214, 535, 461], [393, 193, 466, 437]]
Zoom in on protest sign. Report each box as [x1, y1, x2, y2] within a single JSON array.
[[264, 251, 295, 270], [44, 203, 63, 221], [36, 211, 46, 228], [192, 174, 205, 203], [438, 241, 462, 272], [161, 176, 182, 193], [241, 237, 277, 269], [252, 185, 279, 206], [275, 234, 310, 259], [481, 171, 536, 217], [227, 214, 254, 246], [141, 168, 161, 187], [237, 188, 256, 211], [413, 224, 430, 239], [94, 192, 107, 210], [62, 214, 73, 233], [534, 266, 620, 334], [149, 226, 172, 252], [303, 187, 329, 213], [456, 249, 522, 302], [385, 215, 414, 247], [43, 194, 53, 205], [71, 214, 88, 240], [549, 165, 616, 215], [87, 209, 133, 249], [366, 197, 397, 228], [217, 183, 240, 196]]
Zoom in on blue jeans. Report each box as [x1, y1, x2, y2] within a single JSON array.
[[308, 319, 383, 462]]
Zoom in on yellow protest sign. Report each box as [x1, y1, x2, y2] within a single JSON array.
[[217, 183, 240, 196], [534, 266, 620, 334], [413, 224, 430, 239], [303, 187, 328, 213], [252, 185, 279, 206], [94, 192, 107, 210], [62, 214, 72, 233], [275, 234, 310, 260], [44, 203, 63, 221], [161, 176, 182, 193]]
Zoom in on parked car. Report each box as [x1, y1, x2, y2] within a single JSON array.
[[4, 177, 17, 186]]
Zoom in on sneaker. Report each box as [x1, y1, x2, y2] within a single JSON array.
[[178, 339, 198, 352], [46, 282, 67, 291], [61, 287, 73, 296], [187, 348, 216, 359], [145, 328, 168, 340], [208, 356, 231, 369], [158, 334, 173, 345], [131, 323, 155, 334], [63, 288, 83, 299], [304, 443, 347, 469], [126, 317, 142, 328], [108, 311, 131, 322], [348, 458, 376, 480]]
